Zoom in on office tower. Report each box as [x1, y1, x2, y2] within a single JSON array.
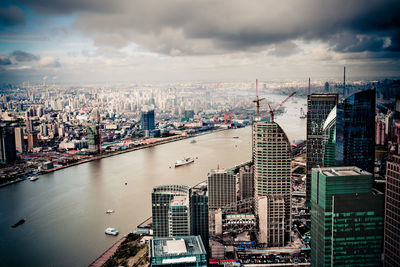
[[40, 123, 48, 137], [239, 166, 254, 200], [14, 127, 24, 153], [384, 154, 400, 266], [26, 118, 34, 133], [208, 168, 236, 211], [152, 185, 191, 238], [311, 166, 383, 267], [191, 192, 209, 250], [253, 121, 291, 246], [27, 132, 38, 152], [0, 126, 17, 164], [86, 125, 100, 154], [141, 109, 155, 137], [306, 93, 338, 206], [149, 236, 207, 267], [322, 89, 376, 173], [376, 119, 386, 145]]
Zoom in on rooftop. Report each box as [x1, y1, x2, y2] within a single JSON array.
[[318, 166, 371, 177], [150, 236, 206, 259]]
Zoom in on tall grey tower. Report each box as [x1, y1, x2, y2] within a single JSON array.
[[253, 121, 291, 247]]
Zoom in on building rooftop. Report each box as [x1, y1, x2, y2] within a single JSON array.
[[318, 166, 371, 177], [170, 195, 189, 207], [150, 236, 206, 259]]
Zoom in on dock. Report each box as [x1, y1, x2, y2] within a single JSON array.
[[89, 236, 126, 267]]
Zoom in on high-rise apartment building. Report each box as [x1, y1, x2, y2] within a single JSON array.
[[141, 109, 155, 137], [384, 154, 400, 267], [208, 168, 236, 211], [253, 121, 291, 246], [152, 185, 191, 238], [306, 93, 338, 206], [0, 126, 17, 164], [14, 127, 24, 153], [322, 89, 376, 174], [27, 132, 38, 152], [311, 166, 383, 267]]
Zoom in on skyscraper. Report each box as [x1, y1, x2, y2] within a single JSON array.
[[306, 93, 338, 206], [238, 166, 254, 200], [141, 109, 155, 137], [86, 125, 101, 154], [322, 89, 376, 174], [311, 166, 383, 267], [253, 121, 291, 246], [0, 126, 17, 164], [191, 192, 209, 250], [384, 154, 400, 267], [14, 127, 24, 153], [152, 185, 191, 238]]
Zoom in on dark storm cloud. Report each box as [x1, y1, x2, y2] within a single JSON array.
[[0, 56, 12, 65], [0, 5, 25, 26], [12, 50, 39, 62], [14, 0, 400, 56]]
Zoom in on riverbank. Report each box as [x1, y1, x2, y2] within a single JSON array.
[[0, 127, 235, 189]]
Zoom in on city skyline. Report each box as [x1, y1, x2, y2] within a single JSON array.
[[1, 1, 400, 84]]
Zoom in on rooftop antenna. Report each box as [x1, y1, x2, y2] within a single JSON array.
[[252, 79, 265, 120], [308, 77, 311, 96], [343, 66, 346, 98]]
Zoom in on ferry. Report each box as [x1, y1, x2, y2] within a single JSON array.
[[106, 209, 115, 214], [175, 157, 195, 167], [105, 227, 119, 236], [29, 175, 39, 181]]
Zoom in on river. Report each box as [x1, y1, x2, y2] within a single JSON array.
[[0, 96, 306, 267]]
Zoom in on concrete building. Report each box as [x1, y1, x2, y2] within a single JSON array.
[[239, 166, 254, 200], [253, 121, 291, 246], [152, 185, 191, 238], [306, 93, 338, 206], [384, 154, 400, 267], [149, 236, 207, 267], [376, 118, 386, 145], [27, 132, 38, 152], [14, 127, 24, 153], [0, 126, 17, 164], [208, 168, 236, 211], [311, 166, 383, 267], [257, 196, 285, 246]]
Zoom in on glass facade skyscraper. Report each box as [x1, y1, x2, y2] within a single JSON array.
[[322, 89, 376, 174], [306, 93, 338, 206], [191, 193, 209, 251], [311, 166, 383, 267], [142, 109, 155, 137]]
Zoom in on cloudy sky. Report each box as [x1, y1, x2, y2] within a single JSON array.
[[0, 0, 399, 84]]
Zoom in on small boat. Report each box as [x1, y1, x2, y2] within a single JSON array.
[[175, 157, 195, 167], [190, 140, 197, 144], [105, 227, 119, 236], [233, 136, 239, 139], [106, 209, 114, 214], [29, 175, 39, 181], [12, 218, 26, 228]]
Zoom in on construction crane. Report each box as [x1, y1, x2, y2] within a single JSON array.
[[267, 92, 296, 122], [252, 79, 265, 120]]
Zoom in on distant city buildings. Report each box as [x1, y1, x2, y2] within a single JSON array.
[[253, 121, 291, 246], [311, 166, 383, 267], [306, 93, 338, 206]]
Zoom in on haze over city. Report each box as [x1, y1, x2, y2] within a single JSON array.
[[1, 0, 400, 84]]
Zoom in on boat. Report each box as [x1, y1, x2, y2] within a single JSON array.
[[233, 136, 239, 139], [105, 227, 119, 236], [29, 175, 39, 181], [190, 140, 197, 143], [11, 218, 26, 228], [106, 209, 114, 214], [175, 157, 195, 167]]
